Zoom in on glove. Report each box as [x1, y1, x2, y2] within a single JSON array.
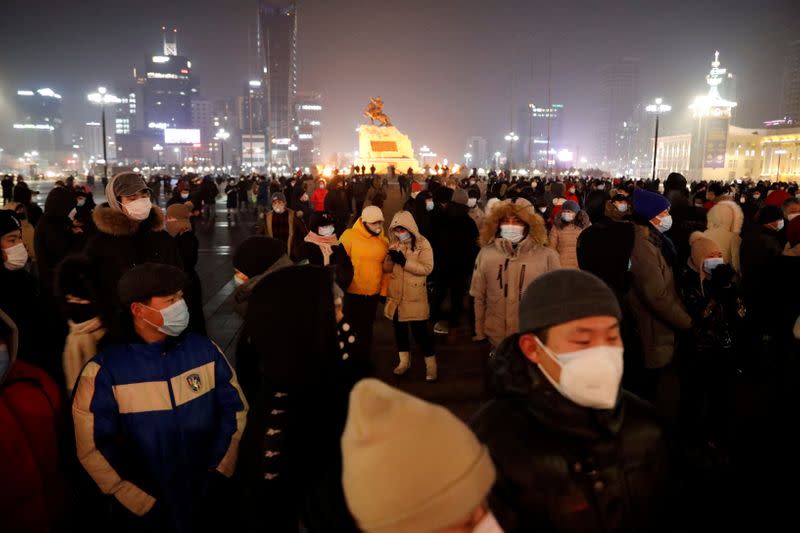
[[389, 249, 406, 267]]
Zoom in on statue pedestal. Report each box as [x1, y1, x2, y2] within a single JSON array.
[[355, 124, 421, 174]]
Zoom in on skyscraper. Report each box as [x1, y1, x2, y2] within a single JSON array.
[[781, 40, 800, 121], [13, 88, 63, 158], [142, 28, 196, 131], [258, 0, 298, 158], [598, 58, 640, 166], [241, 80, 267, 136], [464, 136, 488, 168], [294, 91, 322, 168]]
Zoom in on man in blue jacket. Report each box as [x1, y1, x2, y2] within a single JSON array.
[[72, 263, 248, 532]]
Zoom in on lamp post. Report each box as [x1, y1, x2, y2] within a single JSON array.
[[153, 144, 163, 167], [645, 97, 672, 181], [504, 132, 519, 169], [87, 86, 120, 182], [775, 149, 788, 182], [215, 128, 230, 172], [173, 147, 181, 167]]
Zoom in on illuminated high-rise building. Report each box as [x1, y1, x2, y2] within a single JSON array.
[[13, 88, 63, 157], [258, 0, 298, 163], [599, 58, 640, 165], [293, 91, 322, 168], [142, 27, 196, 131], [781, 40, 800, 121]]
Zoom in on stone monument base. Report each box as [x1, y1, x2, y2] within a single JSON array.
[[355, 124, 421, 174]]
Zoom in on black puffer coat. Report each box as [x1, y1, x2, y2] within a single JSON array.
[[471, 335, 673, 533], [34, 187, 78, 299], [85, 204, 181, 327], [295, 240, 354, 291]]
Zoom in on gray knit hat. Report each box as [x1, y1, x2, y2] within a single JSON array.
[[519, 270, 621, 332]]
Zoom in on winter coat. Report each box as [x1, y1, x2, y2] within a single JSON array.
[[0, 310, 66, 533], [295, 240, 355, 291], [0, 264, 42, 366], [174, 230, 205, 335], [311, 187, 328, 212], [34, 187, 79, 298], [627, 225, 692, 369], [471, 335, 672, 533], [366, 177, 386, 206], [225, 184, 238, 208], [339, 217, 389, 296], [352, 177, 368, 202], [549, 210, 591, 268], [85, 204, 182, 327], [264, 208, 307, 260], [468, 205, 485, 230], [740, 225, 783, 308], [324, 187, 352, 221], [382, 211, 435, 322], [429, 201, 479, 278], [699, 200, 744, 272], [664, 191, 707, 268], [72, 333, 248, 531], [470, 200, 561, 346]]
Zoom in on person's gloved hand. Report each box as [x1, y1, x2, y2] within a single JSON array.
[[388, 249, 406, 267]]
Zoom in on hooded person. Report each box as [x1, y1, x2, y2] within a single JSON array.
[[0, 309, 67, 533], [165, 203, 205, 334], [72, 263, 247, 533], [429, 186, 480, 336], [627, 188, 692, 406], [383, 211, 437, 382], [34, 186, 79, 299], [264, 191, 308, 260], [342, 379, 498, 533], [232, 236, 294, 321], [663, 172, 708, 268], [324, 177, 353, 236], [466, 187, 485, 229], [85, 172, 181, 329], [235, 261, 360, 533], [339, 206, 390, 372], [548, 199, 591, 268], [470, 199, 560, 347], [698, 200, 744, 272], [471, 270, 672, 532], [740, 205, 786, 333], [296, 211, 354, 290]]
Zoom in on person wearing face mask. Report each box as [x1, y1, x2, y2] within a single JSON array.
[[383, 211, 437, 381], [165, 203, 205, 335], [470, 199, 560, 347], [224, 177, 239, 221], [34, 186, 79, 302], [263, 192, 308, 260], [325, 176, 353, 236], [0, 309, 68, 533], [471, 270, 672, 532], [663, 172, 708, 269], [342, 379, 500, 533], [696, 200, 744, 273], [4, 200, 36, 266], [627, 188, 692, 407], [679, 236, 744, 464], [340, 206, 389, 372], [548, 200, 591, 269], [85, 172, 181, 330], [466, 188, 485, 229], [72, 263, 248, 532], [296, 211, 354, 290], [310, 178, 329, 213]]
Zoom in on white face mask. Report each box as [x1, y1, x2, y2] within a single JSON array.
[[301, 193, 309, 202], [472, 510, 503, 533], [123, 197, 152, 221], [703, 257, 724, 274], [561, 211, 576, 223], [143, 299, 189, 337], [775, 219, 785, 232], [425, 201, 434, 212], [394, 230, 411, 242], [536, 337, 623, 410], [788, 213, 800, 222], [273, 204, 286, 214], [499, 224, 525, 244], [538, 206, 547, 213], [3, 242, 28, 270], [318, 225, 335, 236], [467, 198, 478, 208], [180, 192, 190, 200], [615, 202, 628, 213], [654, 215, 673, 233]]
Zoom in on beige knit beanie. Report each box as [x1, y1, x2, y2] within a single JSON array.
[[341, 379, 496, 533]]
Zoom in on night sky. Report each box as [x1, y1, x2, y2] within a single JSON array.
[[0, 0, 798, 161]]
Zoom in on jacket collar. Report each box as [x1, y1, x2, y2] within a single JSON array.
[[92, 203, 165, 237]]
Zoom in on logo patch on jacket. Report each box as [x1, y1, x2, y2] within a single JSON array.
[[186, 374, 202, 392]]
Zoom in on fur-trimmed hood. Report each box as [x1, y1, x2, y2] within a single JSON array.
[[706, 200, 744, 234], [554, 208, 591, 230], [92, 203, 165, 237], [479, 198, 548, 247]]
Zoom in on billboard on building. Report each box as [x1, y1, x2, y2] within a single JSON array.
[[164, 128, 201, 145], [704, 118, 728, 169]]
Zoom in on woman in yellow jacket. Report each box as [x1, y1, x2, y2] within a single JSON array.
[[340, 205, 389, 371], [383, 210, 437, 381]]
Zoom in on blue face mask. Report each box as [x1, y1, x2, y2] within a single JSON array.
[[144, 299, 190, 337], [77, 199, 86, 207]]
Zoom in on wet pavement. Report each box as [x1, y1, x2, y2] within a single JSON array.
[[29, 179, 488, 420]]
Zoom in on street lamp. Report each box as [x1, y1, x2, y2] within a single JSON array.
[[464, 152, 472, 167], [87, 86, 120, 182], [173, 147, 181, 166], [645, 97, 672, 180], [215, 128, 230, 171], [153, 144, 163, 167], [494, 151, 502, 168], [775, 149, 788, 182], [504, 132, 519, 169]]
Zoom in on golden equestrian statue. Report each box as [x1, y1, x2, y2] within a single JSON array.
[[363, 96, 392, 127]]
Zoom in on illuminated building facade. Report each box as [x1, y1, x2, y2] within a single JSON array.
[[599, 59, 640, 165], [13, 88, 63, 158], [781, 40, 800, 122], [142, 28, 196, 131], [294, 91, 322, 168]]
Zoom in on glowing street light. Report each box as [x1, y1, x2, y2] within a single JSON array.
[[87, 86, 121, 181], [775, 149, 788, 181], [504, 132, 519, 169], [494, 151, 502, 168], [645, 97, 672, 180], [153, 144, 163, 166], [215, 128, 230, 170], [464, 152, 472, 167]]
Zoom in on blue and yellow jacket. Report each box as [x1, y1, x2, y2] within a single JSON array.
[[72, 333, 248, 523]]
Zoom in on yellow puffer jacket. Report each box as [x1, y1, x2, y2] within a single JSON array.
[[340, 217, 389, 295], [383, 211, 434, 322]]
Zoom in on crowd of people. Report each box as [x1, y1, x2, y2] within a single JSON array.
[[1, 165, 799, 532]]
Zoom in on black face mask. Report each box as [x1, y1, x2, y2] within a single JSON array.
[[66, 302, 98, 324]]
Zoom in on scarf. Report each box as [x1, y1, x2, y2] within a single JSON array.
[[63, 317, 105, 394], [304, 231, 339, 266]]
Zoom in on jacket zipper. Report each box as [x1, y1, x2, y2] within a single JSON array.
[[518, 264, 527, 301]]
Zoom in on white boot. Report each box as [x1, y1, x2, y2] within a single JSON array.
[[394, 351, 410, 375], [425, 356, 438, 382]]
